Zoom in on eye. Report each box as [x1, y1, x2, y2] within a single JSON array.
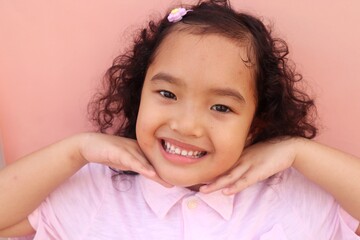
[[211, 104, 232, 113], [159, 90, 177, 100]]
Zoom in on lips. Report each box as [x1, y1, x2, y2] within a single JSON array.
[[160, 139, 207, 159]]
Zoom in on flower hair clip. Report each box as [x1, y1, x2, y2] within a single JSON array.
[[167, 7, 192, 23]]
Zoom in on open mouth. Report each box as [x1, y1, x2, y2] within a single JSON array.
[[161, 139, 207, 158]]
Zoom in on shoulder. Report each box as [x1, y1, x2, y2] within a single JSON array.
[[50, 163, 113, 198], [231, 168, 359, 238], [274, 167, 360, 238], [274, 167, 326, 194], [28, 164, 115, 239], [274, 167, 336, 215], [48, 163, 114, 210]]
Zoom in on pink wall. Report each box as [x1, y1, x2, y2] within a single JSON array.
[[1, 0, 360, 163]]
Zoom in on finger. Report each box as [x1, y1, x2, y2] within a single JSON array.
[[108, 148, 154, 177], [117, 154, 172, 187], [128, 152, 173, 187], [222, 167, 261, 195], [200, 164, 250, 193], [125, 148, 157, 175], [122, 157, 173, 187], [107, 161, 173, 188], [125, 156, 156, 178]]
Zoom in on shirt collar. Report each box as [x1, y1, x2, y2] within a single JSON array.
[[138, 175, 235, 220]]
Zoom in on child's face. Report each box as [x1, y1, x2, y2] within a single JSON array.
[[136, 31, 256, 188]]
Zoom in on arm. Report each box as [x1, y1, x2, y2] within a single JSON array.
[[0, 134, 86, 233], [292, 138, 360, 226], [0, 133, 167, 236]]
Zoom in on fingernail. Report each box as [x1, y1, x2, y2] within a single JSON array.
[[199, 185, 208, 192], [141, 168, 154, 176], [164, 183, 173, 188], [222, 188, 232, 195], [146, 169, 156, 176], [143, 165, 154, 172]]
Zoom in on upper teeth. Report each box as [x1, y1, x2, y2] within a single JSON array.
[[163, 141, 205, 158]]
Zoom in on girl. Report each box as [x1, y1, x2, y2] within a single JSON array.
[[1, 0, 360, 239]]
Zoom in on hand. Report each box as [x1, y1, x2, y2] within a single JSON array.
[[78, 132, 172, 188], [200, 138, 299, 195]]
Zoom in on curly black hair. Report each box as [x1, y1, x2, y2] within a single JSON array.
[[90, 0, 317, 145]]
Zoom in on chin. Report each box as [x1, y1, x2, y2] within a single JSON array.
[[157, 171, 210, 189], [161, 176, 194, 187]]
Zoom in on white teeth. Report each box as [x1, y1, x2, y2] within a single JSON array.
[[163, 140, 205, 158], [175, 148, 181, 154]]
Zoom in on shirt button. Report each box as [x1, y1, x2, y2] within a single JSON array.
[[187, 199, 198, 209]]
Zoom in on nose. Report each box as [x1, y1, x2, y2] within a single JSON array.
[[169, 104, 204, 138]]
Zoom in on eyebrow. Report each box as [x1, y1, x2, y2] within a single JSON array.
[[151, 72, 185, 86], [151, 72, 246, 104], [209, 87, 246, 104]]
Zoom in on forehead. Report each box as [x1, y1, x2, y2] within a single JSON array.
[[148, 31, 256, 102], [153, 30, 249, 65]]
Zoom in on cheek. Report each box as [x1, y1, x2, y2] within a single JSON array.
[[214, 120, 251, 142], [137, 105, 158, 130], [211, 121, 251, 157], [136, 96, 164, 141], [135, 109, 154, 156], [217, 136, 246, 158], [136, 99, 151, 139]]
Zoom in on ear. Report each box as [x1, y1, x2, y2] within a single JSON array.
[[246, 116, 266, 147], [244, 132, 253, 147]]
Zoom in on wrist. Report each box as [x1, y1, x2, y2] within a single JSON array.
[[291, 137, 309, 169], [66, 133, 90, 167]]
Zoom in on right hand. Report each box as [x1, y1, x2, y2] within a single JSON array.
[[78, 132, 172, 187]]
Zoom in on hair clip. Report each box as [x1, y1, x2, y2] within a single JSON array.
[[167, 7, 191, 23]]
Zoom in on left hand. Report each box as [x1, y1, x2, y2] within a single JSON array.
[[200, 138, 299, 195]]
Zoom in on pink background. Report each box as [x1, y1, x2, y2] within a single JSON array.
[[1, 0, 360, 163]]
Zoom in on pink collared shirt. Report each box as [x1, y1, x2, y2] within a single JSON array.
[[21, 164, 359, 239]]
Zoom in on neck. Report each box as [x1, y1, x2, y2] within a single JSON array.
[[187, 183, 205, 192]]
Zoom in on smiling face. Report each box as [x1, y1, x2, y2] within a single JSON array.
[[136, 31, 257, 188]]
